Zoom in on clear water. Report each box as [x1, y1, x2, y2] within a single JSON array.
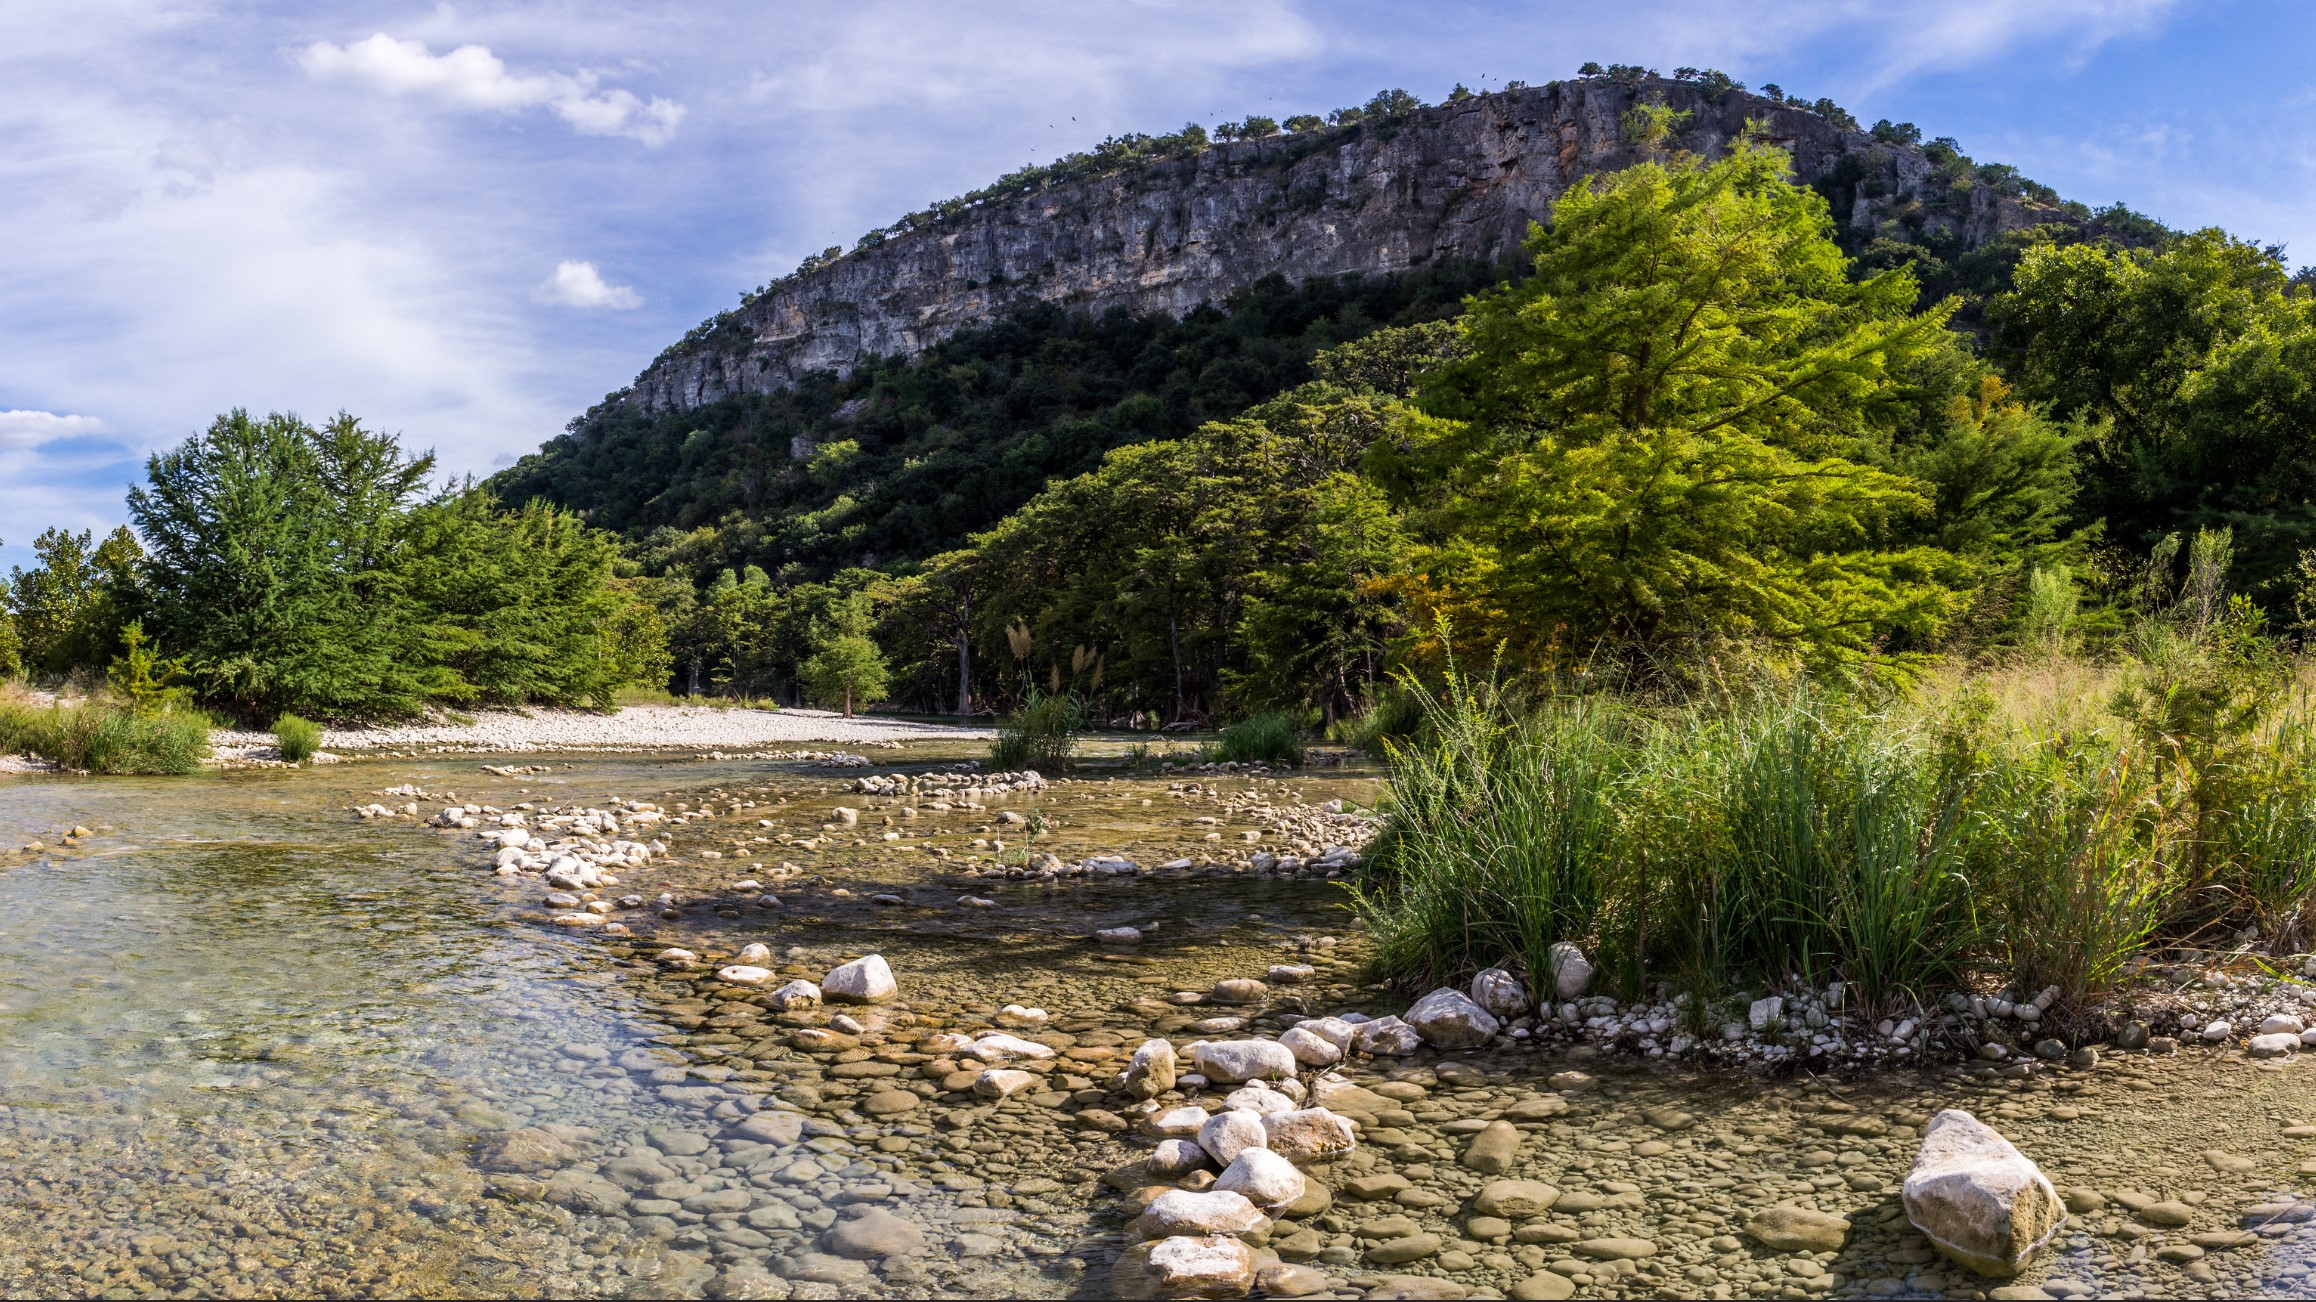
[[6, 754, 2316, 1301]]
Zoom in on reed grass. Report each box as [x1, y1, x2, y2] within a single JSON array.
[[0, 692, 210, 775], [990, 687, 1085, 772], [271, 714, 324, 763], [1209, 712, 1307, 766], [1351, 656, 2316, 1016]]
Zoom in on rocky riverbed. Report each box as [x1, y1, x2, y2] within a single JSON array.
[[9, 744, 2316, 1300]]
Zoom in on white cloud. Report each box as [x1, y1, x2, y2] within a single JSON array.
[[534, 260, 641, 309], [298, 34, 686, 145], [0, 409, 105, 448]]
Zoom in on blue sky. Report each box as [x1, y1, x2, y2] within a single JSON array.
[[3, 0, 2310, 575]]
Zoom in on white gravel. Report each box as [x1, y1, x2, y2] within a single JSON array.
[[208, 706, 993, 756]]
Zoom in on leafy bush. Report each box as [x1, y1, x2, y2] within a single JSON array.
[[272, 714, 323, 763], [1211, 712, 1306, 766], [1331, 688, 1425, 753], [0, 696, 209, 775], [990, 688, 1085, 772]]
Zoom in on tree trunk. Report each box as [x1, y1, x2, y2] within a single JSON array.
[[956, 591, 973, 717], [1169, 600, 1185, 724], [844, 686, 854, 719]]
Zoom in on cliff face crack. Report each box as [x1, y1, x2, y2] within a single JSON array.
[[624, 79, 2061, 416]]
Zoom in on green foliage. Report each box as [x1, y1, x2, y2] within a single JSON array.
[[1329, 686, 1425, 753], [1995, 230, 2316, 597], [105, 620, 188, 717], [271, 713, 323, 763], [990, 687, 1085, 771], [1210, 712, 1306, 766], [0, 696, 209, 775], [129, 410, 662, 722], [504, 266, 1506, 588], [801, 634, 891, 716], [1393, 143, 1976, 674], [6, 525, 141, 678]]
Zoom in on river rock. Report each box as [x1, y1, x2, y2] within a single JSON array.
[[1193, 1039, 1297, 1083], [2262, 1013, 2308, 1035], [1263, 1108, 1358, 1163], [827, 1207, 923, 1259], [1473, 1180, 1561, 1218], [765, 979, 821, 1010], [1136, 1189, 1272, 1238], [1461, 1120, 1522, 1174], [1212, 978, 1269, 1005], [1745, 1204, 1851, 1252], [1124, 1038, 1179, 1098], [967, 1032, 1056, 1062], [2114, 1020, 2151, 1050], [1151, 1138, 1212, 1176], [1224, 1084, 1296, 1115], [736, 941, 772, 963], [1198, 1109, 1271, 1167], [544, 1169, 628, 1215], [730, 1111, 804, 1146], [1470, 967, 1529, 1018], [1112, 1234, 1257, 1299], [1278, 1026, 1342, 1067], [1215, 1148, 1307, 1209], [1547, 941, 1593, 999], [974, 1068, 1039, 1099], [2250, 1032, 2299, 1058], [822, 954, 895, 1002], [1902, 1109, 2067, 1276], [1295, 1016, 1359, 1052], [1254, 1263, 1333, 1297], [1353, 1015, 1423, 1056], [1405, 988, 1501, 1049], [1267, 964, 1315, 985], [474, 1126, 588, 1173], [718, 965, 775, 985], [1143, 1105, 1212, 1139], [1510, 1272, 1576, 1300]]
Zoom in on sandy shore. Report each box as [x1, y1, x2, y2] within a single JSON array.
[[207, 705, 994, 759]]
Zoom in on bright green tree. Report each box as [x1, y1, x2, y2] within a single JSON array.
[[1389, 141, 1971, 672], [6, 525, 142, 676], [801, 635, 890, 717]]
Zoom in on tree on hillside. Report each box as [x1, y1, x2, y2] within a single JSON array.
[[1390, 141, 1976, 672]]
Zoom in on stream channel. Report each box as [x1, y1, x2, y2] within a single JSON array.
[[4, 743, 2316, 1300]]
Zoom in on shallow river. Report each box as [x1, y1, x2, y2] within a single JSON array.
[[4, 745, 2316, 1300]]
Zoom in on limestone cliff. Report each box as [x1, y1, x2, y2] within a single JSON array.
[[627, 78, 2059, 414]]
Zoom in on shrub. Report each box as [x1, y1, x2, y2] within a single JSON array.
[[990, 688, 1085, 771], [1211, 712, 1306, 766], [0, 696, 209, 775], [272, 714, 324, 763], [1331, 688, 1425, 753]]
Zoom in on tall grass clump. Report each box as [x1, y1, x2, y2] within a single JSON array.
[[989, 687, 1085, 772], [1211, 712, 1306, 766], [0, 694, 210, 775], [272, 714, 324, 763], [1330, 688, 1425, 753]]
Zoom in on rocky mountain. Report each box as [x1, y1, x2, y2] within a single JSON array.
[[624, 76, 2066, 415]]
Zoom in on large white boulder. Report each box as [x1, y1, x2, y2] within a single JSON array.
[[1140, 1105, 1211, 1139], [1548, 941, 1594, 999], [1111, 1235, 1256, 1300], [1192, 1039, 1298, 1084], [1352, 1015, 1422, 1056], [1134, 1189, 1271, 1238], [1197, 1109, 1270, 1167], [1214, 1147, 1306, 1209], [1404, 987, 1501, 1049], [1123, 1038, 1178, 1098], [1902, 1109, 2067, 1277], [1262, 1108, 1359, 1163], [822, 954, 896, 1003], [2249, 1032, 2300, 1059], [1293, 1016, 1359, 1052], [1470, 967, 1530, 1018]]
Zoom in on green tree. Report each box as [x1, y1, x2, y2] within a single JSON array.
[[1994, 230, 2316, 598], [1389, 142, 1969, 672], [129, 410, 451, 721], [802, 634, 890, 717], [105, 620, 189, 716], [6, 525, 141, 676]]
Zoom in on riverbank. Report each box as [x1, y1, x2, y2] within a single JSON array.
[[207, 705, 995, 762]]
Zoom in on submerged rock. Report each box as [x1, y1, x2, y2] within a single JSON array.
[[1902, 1109, 2067, 1277], [1745, 1204, 1850, 1253]]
